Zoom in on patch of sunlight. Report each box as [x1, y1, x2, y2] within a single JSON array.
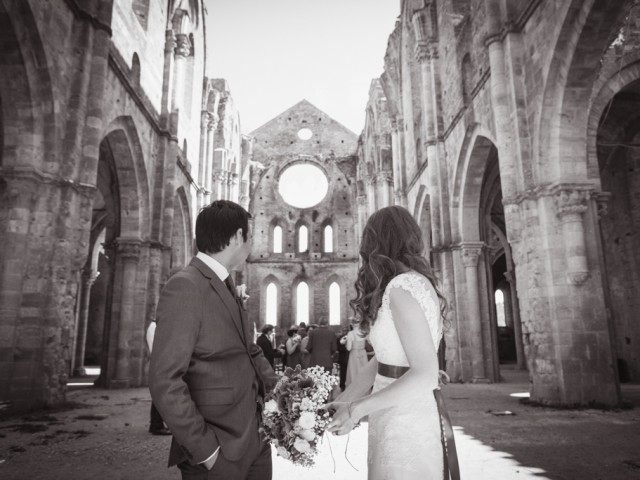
[[84, 367, 101, 376], [67, 382, 94, 386], [510, 392, 530, 398], [274, 423, 550, 479]]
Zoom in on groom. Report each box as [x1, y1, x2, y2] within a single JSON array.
[[149, 200, 278, 479]]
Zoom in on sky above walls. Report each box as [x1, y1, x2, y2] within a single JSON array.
[[205, 0, 401, 135]]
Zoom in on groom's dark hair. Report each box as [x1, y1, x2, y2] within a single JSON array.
[[196, 200, 251, 253]]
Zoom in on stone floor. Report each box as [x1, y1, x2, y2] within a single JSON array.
[[1, 368, 639, 479]]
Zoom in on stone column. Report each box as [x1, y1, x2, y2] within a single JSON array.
[[112, 239, 141, 388], [555, 190, 590, 285], [356, 194, 367, 244], [171, 33, 191, 113], [74, 268, 98, 376], [377, 171, 393, 208], [366, 175, 377, 215], [461, 244, 488, 382], [504, 269, 526, 369], [204, 114, 218, 202]]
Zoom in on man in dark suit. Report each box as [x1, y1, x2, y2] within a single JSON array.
[[307, 317, 337, 372], [149, 200, 278, 479], [256, 324, 280, 370]]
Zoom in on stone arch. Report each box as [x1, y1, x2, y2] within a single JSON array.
[[170, 187, 191, 272], [261, 274, 281, 328], [535, 0, 635, 184], [0, 0, 56, 171], [587, 59, 640, 179], [325, 273, 345, 327], [269, 216, 286, 254], [294, 219, 310, 254], [320, 217, 334, 253], [292, 276, 312, 328], [100, 116, 151, 239], [451, 124, 498, 243]]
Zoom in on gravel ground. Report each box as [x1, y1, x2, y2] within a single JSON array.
[[1, 369, 638, 480]]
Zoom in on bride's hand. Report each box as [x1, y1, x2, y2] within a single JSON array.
[[323, 401, 359, 436]]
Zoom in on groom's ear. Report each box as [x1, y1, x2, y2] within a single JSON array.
[[234, 228, 244, 244]]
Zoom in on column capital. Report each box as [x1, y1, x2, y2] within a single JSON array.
[[164, 29, 177, 53], [414, 41, 430, 64], [595, 191, 612, 219], [504, 269, 515, 284], [365, 175, 377, 186], [116, 238, 142, 260], [376, 170, 393, 185], [175, 33, 192, 58], [555, 189, 589, 219], [461, 243, 483, 267]]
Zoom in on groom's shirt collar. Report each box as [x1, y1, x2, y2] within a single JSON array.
[[196, 251, 229, 281]]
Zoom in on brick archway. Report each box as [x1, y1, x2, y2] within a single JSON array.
[[535, 0, 635, 184]]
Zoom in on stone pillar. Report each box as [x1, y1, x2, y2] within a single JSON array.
[[461, 244, 488, 382], [112, 239, 141, 388], [73, 268, 98, 376], [366, 175, 377, 215], [171, 33, 190, 113], [204, 114, 218, 202], [356, 194, 367, 244], [555, 190, 590, 285], [377, 171, 393, 208], [504, 269, 526, 370]]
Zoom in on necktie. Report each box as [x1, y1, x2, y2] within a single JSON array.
[[224, 275, 238, 299]]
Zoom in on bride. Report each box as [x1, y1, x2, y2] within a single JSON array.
[[326, 205, 458, 479]]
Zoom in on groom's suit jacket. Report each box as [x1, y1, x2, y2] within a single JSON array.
[[149, 256, 277, 467]]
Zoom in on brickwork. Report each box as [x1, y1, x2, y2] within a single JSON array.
[[246, 100, 359, 338], [358, 0, 640, 406], [0, 0, 233, 413]]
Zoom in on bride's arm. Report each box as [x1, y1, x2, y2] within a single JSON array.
[[331, 355, 378, 404], [328, 286, 438, 434]]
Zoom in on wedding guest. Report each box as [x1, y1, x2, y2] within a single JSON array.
[[345, 322, 369, 388], [297, 322, 308, 339], [285, 327, 302, 368], [337, 325, 350, 391], [307, 317, 337, 372], [300, 324, 317, 368], [256, 324, 280, 370]]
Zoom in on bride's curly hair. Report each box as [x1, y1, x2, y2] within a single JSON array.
[[350, 206, 447, 334]]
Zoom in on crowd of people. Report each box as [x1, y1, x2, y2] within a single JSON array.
[[255, 317, 373, 391]]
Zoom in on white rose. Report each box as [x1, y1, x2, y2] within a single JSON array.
[[300, 398, 314, 411], [293, 437, 311, 453], [299, 429, 316, 441], [264, 399, 279, 415], [277, 446, 290, 459], [298, 411, 316, 430]]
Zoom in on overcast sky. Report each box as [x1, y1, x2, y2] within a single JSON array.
[[205, 0, 400, 135]]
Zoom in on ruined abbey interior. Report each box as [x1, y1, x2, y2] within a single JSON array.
[[1, 0, 639, 415]]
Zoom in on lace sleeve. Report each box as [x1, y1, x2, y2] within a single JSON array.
[[387, 273, 442, 350]]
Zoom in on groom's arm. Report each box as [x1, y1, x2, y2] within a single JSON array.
[[149, 275, 219, 465]]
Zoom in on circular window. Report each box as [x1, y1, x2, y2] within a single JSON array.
[[278, 163, 328, 208], [297, 128, 313, 140]]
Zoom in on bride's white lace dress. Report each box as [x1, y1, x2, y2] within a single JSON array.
[[367, 271, 444, 479]]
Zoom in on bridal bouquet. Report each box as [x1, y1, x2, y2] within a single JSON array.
[[262, 365, 338, 467]]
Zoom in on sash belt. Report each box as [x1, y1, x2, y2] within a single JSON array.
[[377, 362, 461, 480]]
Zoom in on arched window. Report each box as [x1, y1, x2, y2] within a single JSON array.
[[329, 282, 340, 325], [495, 289, 506, 327], [298, 225, 308, 253], [296, 282, 309, 325], [323, 225, 333, 253], [131, 53, 141, 85], [266, 283, 277, 326], [273, 225, 283, 253]]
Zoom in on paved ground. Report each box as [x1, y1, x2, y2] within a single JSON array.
[[1, 369, 639, 479]]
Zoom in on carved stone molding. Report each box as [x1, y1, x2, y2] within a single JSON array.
[[175, 33, 191, 58], [116, 238, 142, 261], [555, 189, 589, 220], [567, 271, 590, 285], [595, 192, 612, 219], [504, 270, 515, 285], [461, 244, 483, 268], [376, 170, 394, 185]]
